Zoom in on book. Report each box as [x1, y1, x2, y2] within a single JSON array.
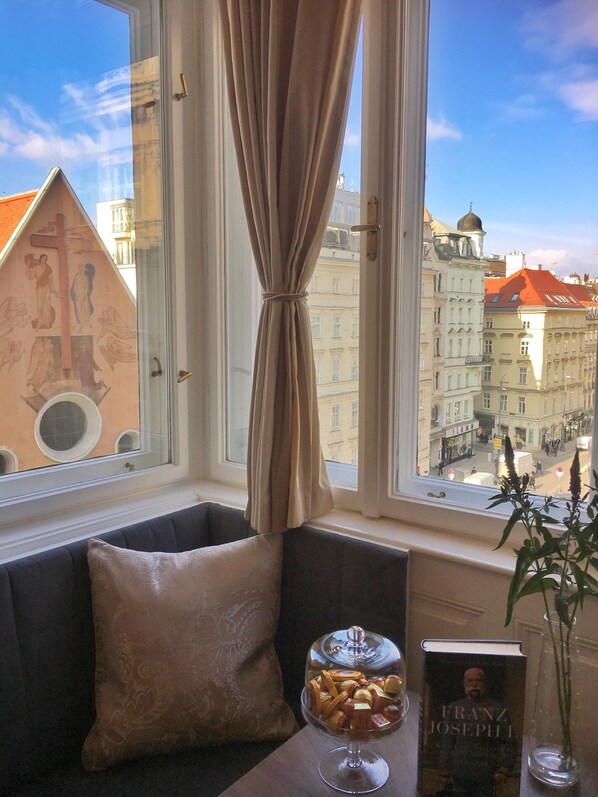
[[417, 639, 527, 797]]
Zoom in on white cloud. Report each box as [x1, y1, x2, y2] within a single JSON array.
[[14, 131, 101, 167], [0, 97, 103, 169], [496, 94, 544, 121], [521, 0, 598, 59], [427, 114, 462, 141], [343, 126, 361, 148], [558, 78, 598, 120], [527, 248, 569, 267]]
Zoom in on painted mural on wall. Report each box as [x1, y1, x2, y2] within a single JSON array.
[[0, 168, 139, 472]]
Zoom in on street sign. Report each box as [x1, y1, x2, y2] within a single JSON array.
[[493, 437, 502, 450]]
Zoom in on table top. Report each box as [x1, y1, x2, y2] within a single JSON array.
[[220, 692, 598, 797]]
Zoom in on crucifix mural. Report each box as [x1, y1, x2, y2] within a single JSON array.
[[29, 213, 72, 377]]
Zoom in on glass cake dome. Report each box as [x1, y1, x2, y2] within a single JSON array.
[[301, 625, 408, 794]]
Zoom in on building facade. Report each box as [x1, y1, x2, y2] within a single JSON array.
[[0, 168, 139, 474], [476, 267, 594, 452], [309, 180, 360, 466], [429, 208, 487, 467]]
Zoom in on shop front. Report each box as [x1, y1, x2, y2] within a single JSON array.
[[441, 419, 480, 465]]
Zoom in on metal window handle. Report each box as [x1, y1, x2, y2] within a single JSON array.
[[175, 73, 188, 101], [350, 196, 379, 261]]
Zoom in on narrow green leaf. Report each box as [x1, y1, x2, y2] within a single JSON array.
[[554, 592, 572, 629], [516, 572, 554, 600], [494, 507, 524, 550]]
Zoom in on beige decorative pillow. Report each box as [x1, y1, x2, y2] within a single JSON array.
[[82, 534, 297, 771]]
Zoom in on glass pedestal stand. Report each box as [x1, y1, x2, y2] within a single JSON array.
[[302, 690, 409, 794], [318, 741, 389, 794]]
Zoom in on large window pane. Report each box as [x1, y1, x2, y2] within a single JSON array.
[[0, 0, 169, 498], [417, 0, 596, 496], [225, 30, 363, 479], [310, 32, 362, 474]]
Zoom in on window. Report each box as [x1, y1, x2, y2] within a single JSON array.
[[331, 404, 340, 431], [111, 205, 128, 233], [115, 240, 133, 266], [519, 367, 527, 385], [332, 278, 340, 294], [518, 396, 526, 414], [500, 393, 508, 412], [351, 401, 358, 427], [523, 320, 531, 329], [332, 316, 342, 337], [0, 0, 170, 507], [520, 340, 529, 355], [195, 0, 597, 556], [332, 357, 340, 382], [351, 357, 359, 380]]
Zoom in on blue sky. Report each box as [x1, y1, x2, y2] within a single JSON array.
[[340, 0, 598, 277], [0, 0, 132, 221], [1, 1, 596, 276]]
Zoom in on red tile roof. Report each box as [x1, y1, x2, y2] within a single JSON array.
[[564, 282, 597, 306], [485, 268, 585, 309], [0, 190, 38, 252]]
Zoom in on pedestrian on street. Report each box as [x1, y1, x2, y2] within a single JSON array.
[[536, 460, 542, 475], [529, 472, 536, 490]]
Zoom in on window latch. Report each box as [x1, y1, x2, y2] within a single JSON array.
[[350, 195, 379, 262], [174, 72, 188, 101]]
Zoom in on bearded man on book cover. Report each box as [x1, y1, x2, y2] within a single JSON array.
[[436, 667, 516, 797]]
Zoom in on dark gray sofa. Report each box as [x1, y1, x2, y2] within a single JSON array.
[[0, 502, 408, 796]]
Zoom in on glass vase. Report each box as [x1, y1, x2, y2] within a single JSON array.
[[528, 612, 580, 788]]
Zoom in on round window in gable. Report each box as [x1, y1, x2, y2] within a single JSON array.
[[116, 429, 140, 454], [0, 448, 18, 474], [35, 392, 102, 463]]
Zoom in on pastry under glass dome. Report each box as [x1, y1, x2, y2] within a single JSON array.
[[301, 625, 409, 794]]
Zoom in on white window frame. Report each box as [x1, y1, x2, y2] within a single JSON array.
[[200, 0, 598, 546], [0, 0, 195, 560]]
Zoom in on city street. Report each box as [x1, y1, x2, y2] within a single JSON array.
[[428, 439, 593, 499]]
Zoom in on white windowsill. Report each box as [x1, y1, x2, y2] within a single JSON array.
[[195, 479, 518, 576], [0, 473, 518, 575]]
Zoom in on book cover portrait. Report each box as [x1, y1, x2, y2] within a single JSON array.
[[418, 643, 526, 797]]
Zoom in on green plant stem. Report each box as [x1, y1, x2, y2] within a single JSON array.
[[520, 497, 574, 759]]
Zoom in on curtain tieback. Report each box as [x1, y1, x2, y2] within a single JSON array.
[[262, 290, 308, 303]]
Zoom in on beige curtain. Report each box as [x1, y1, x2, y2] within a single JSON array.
[[220, 0, 361, 533]]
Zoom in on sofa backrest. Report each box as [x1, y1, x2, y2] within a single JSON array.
[[0, 502, 408, 792]]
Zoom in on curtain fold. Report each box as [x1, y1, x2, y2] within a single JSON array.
[[220, 0, 361, 533]]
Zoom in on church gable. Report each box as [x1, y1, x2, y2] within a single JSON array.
[[0, 170, 139, 472]]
